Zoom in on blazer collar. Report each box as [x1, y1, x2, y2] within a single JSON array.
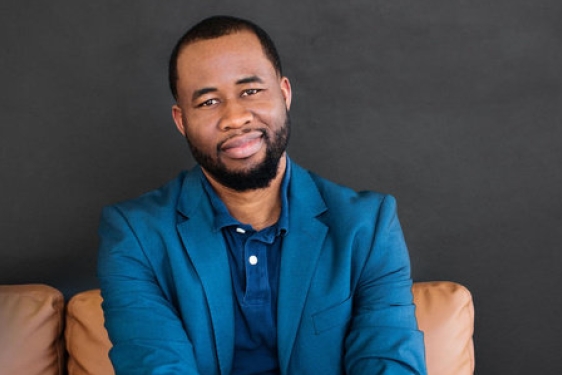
[[176, 165, 208, 220]]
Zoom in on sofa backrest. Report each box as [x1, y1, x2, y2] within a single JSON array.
[[0, 281, 474, 375], [0, 284, 65, 375]]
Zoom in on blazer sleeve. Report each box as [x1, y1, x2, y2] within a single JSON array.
[[344, 195, 427, 375], [97, 205, 201, 375]]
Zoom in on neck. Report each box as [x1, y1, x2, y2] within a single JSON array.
[[203, 155, 287, 231]]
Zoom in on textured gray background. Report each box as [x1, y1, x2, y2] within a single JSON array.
[[1, 1, 561, 373]]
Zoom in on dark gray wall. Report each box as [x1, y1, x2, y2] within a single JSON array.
[[1, 1, 561, 373]]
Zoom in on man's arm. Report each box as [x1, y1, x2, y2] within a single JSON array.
[[97, 205, 201, 375], [345, 195, 427, 374]]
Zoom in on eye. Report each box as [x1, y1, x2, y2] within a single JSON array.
[[242, 88, 262, 97], [197, 98, 220, 107]]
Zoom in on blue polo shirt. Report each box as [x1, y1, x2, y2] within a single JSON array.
[[201, 160, 291, 375]]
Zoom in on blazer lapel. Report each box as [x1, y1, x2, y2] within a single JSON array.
[[277, 164, 328, 373], [176, 167, 234, 375]]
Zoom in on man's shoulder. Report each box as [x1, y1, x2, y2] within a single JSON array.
[[289, 167, 403, 250], [290, 162, 397, 225], [104, 168, 197, 218], [297, 165, 391, 208]]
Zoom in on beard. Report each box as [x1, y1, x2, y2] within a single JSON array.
[[185, 112, 291, 192]]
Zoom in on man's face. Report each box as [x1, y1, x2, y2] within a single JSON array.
[[171, 31, 292, 191]]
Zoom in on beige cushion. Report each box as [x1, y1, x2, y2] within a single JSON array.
[[66, 282, 475, 375], [66, 289, 114, 375], [413, 281, 475, 375], [0, 284, 64, 375]]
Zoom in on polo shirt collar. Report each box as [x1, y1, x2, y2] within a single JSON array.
[[201, 156, 292, 235]]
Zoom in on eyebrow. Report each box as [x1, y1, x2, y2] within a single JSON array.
[[235, 75, 264, 85], [191, 76, 265, 102], [192, 87, 217, 102]]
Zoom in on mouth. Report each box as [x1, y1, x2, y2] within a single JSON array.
[[219, 130, 265, 159]]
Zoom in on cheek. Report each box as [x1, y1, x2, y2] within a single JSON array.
[[183, 113, 216, 143], [183, 123, 215, 152], [253, 101, 287, 126]]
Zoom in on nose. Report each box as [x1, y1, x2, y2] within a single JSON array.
[[219, 99, 253, 131]]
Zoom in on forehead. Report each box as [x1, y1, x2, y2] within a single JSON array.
[[175, 31, 276, 90]]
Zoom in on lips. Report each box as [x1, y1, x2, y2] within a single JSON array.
[[219, 130, 264, 159]]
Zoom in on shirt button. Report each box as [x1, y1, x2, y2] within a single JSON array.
[[248, 255, 258, 265]]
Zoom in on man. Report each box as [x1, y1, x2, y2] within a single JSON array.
[[98, 15, 426, 375]]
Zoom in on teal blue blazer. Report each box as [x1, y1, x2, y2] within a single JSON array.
[[98, 162, 426, 374]]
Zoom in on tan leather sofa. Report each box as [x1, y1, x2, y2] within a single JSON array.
[[0, 281, 474, 375]]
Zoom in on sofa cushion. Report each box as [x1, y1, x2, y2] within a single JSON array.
[[66, 289, 114, 375], [0, 284, 64, 375], [413, 281, 475, 375]]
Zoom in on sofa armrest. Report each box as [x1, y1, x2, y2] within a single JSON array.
[[0, 284, 65, 375], [413, 281, 475, 375], [66, 289, 114, 375]]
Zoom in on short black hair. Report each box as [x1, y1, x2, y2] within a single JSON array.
[[168, 15, 283, 100]]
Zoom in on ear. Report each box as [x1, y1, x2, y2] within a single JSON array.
[[280, 76, 292, 110], [172, 104, 186, 136]]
